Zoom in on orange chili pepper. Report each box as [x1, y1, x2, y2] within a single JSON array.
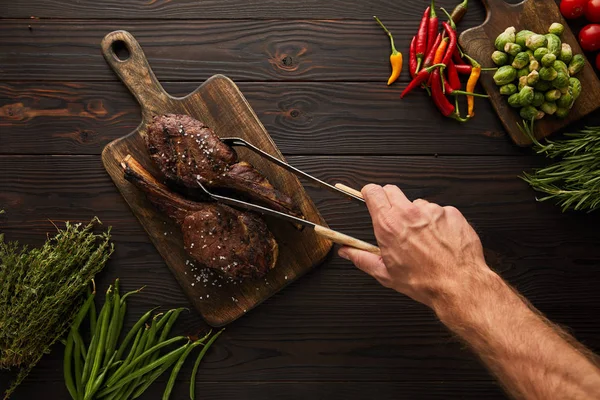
[[433, 37, 449, 65], [374, 16, 403, 85], [464, 54, 482, 118]]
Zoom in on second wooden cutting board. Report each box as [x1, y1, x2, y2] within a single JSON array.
[[459, 0, 600, 146], [100, 30, 333, 327]]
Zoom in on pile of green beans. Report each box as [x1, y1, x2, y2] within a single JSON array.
[[64, 280, 223, 400]]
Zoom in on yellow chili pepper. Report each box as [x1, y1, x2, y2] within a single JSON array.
[[464, 54, 482, 118], [374, 16, 403, 85]]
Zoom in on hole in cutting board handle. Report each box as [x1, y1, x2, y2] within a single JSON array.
[[111, 40, 131, 62]]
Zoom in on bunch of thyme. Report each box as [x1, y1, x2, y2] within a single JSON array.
[[0, 217, 113, 398], [519, 120, 600, 212]]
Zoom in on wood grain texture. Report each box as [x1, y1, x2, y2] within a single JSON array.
[[0, 155, 599, 399], [459, 0, 600, 145], [0, 0, 487, 20], [100, 30, 333, 326], [0, 18, 480, 82]]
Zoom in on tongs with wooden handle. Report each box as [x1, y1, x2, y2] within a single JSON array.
[[205, 137, 379, 255]]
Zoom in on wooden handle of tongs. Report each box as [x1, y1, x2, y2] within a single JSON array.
[[335, 183, 364, 200], [314, 225, 380, 255]]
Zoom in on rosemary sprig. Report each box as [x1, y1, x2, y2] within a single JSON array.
[[519, 120, 600, 212], [0, 217, 113, 399]]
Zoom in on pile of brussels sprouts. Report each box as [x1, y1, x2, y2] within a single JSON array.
[[491, 23, 585, 120]]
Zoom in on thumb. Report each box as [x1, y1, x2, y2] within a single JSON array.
[[338, 246, 387, 278]]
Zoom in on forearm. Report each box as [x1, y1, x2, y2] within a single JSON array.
[[433, 267, 600, 400]]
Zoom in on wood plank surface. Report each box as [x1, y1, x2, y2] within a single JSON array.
[[0, 0, 488, 20], [460, 0, 600, 145], [0, 155, 599, 399]]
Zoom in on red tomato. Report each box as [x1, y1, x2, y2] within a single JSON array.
[[561, 0, 588, 18], [586, 0, 600, 22], [596, 52, 600, 69], [579, 24, 600, 51]]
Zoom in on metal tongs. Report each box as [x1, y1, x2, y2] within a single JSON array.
[[196, 137, 380, 255]]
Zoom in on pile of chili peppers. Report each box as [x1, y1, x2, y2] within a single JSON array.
[[399, 0, 493, 122]]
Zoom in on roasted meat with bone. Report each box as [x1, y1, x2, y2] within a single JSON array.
[[122, 155, 278, 279], [145, 114, 302, 219]]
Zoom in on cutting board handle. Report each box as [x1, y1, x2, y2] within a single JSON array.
[[101, 30, 170, 115]]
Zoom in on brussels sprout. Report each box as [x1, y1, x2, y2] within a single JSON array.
[[534, 47, 549, 61], [525, 49, 536, 61], [508, 93, 522, 108], [557, 88, 574, 109], [499, 83, 517, 96], [526, 34, 547, 50], [504, 42, 522, 57], [491, 50, 509, 66], [517, 67, 530, 78], [518, 86, 534, 106], [516, 30, 535, 48], [548, 23, 565, 36], [512, 52, 530, 69], [545, 34, 562, 57], [569, 77, 582, 100], [552, 72, 570, 89], [529, 60, 540, 72], [555, 107, 570, 119], [545, 89, 562, 101], [518, 75, 528, 90], [559, 85, 570, 94], [534, 80, 552, 91], [541, 53, 556, 67], [532, 91, 545, 107], [520, 105, 541, 120], [527, 70, 540, 86], [559, 43, 573, 64], [568, 54, 585, 76], [493, 65, 517, 86], [540, 101, 558, 115], [553, 60, 569, 76], [539, 67, 558, 81], [495, 26, 516, 51]]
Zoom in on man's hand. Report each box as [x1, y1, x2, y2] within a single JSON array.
[[339, 184, 600, 400], [338, 184, 492, 309]]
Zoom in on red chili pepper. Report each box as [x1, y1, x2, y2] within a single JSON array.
[[422, 33, 442, 69], [409, 36, 417, 78], [415, 6, 431, 72], [426, 0, 438, 54], [452, 47, 467, 65], [455, 64, 472, 74], [400, 63, 446, 98], [431, 68, 455, 117], [441, 22, 457, 67], [447, 60, 461, 90]]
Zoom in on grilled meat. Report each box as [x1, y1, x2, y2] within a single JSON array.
[[122, 155, 278, 279], [145, 114, 302, 218]]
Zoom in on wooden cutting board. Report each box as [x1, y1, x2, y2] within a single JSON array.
[[100, 30, 333, 327], [459, 0, 600, 146]]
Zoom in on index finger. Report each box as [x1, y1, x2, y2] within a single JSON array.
[[361, 184, 391, 219]]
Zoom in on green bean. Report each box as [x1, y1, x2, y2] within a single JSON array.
[[63, 333, 78, 400], [114, 307, 158, 361], [119, 285, 145, 306], [106, 336, 187, 386], [84, 286, 113, 394], [190, 330, 223, 400], [97, 344, 188, 397], [157, 308, 185, 338], [72, 329, 87, 361], [84, 353, 116, 400], [73, 333, 83, 399], [87, 288, 97, 337], [130, 354, 179, 399], [81, 323, 98, 387], [104, 285, 122, 367], [163, 341, 202, 400], [106, 325, 149, 386]]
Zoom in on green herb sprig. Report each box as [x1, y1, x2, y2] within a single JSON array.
[[519, 120, 600, 212], [0, 217, 113, 399]]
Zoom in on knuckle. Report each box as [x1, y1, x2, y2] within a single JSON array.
[[403, 204, 422, 220], [443, 205, 462, 218], [378, 214, 398, 233]]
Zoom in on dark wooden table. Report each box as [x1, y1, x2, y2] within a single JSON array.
[[1, 1, 599, 398]]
